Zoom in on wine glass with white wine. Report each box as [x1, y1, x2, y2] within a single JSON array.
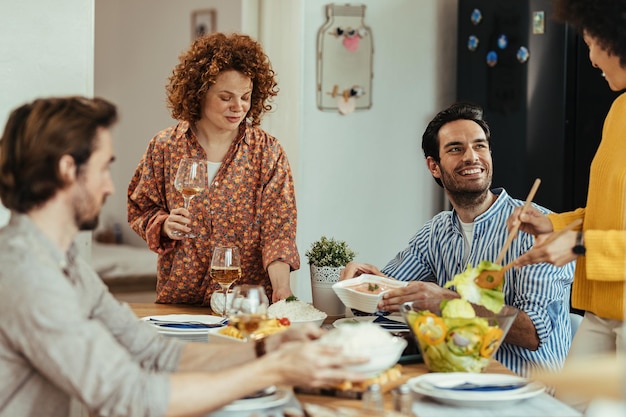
[[210, 246, 242, 317], [172, 158, 208, 238], [228, 284, 270, 341]]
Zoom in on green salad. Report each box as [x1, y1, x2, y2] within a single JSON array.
[[405, 261, 509, 372], [405, 298, 505, 372]]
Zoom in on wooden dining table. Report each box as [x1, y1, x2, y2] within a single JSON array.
[[128, 303, 540, 412]]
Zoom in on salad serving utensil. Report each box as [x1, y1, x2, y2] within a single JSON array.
[[475, 217, 582, 289], [474, 178, 540, 289]]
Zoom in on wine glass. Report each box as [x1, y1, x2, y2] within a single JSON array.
[[210, 246, 242, 316], [172, 158, 208, 238], [228, 285, 270, 341]]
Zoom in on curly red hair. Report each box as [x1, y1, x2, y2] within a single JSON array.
[[166, 32, 278, 126]]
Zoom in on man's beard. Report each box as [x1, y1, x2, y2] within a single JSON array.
[[79, 215, 100, 231], [440, 166, 492, 209]]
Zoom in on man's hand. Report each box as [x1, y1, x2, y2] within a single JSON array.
[[340, 262, 385, 280], [378, 281, 459, 312]]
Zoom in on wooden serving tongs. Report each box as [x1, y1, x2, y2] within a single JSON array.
[[474, 178, 541, 289], [475, 185, 582, 288]]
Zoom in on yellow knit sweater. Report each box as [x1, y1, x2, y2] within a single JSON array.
[[548, 92, 626, 321]]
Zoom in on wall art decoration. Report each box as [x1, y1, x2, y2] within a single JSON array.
[[316, 4, 373, 115], [191, 9, 216, 41]]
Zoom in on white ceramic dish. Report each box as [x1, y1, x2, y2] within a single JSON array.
[[332, 274, 407, 313], [141, 314, 225, 334], [289, 317, 325, 327], [408, 373, 546, 407], [346, 336, 407, 376]]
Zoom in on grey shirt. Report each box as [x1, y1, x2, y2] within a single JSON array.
[[0, 213, 184, 417]]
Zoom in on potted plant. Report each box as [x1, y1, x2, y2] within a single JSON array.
[[306, 236, 357, 316]]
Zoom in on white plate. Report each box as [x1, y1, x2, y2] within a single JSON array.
[[408, 373, 546, 407], [220, 387, 291, 411], [141, 314, 225, 334]]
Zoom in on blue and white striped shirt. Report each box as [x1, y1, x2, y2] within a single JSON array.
[[382, 189, 574, 376]]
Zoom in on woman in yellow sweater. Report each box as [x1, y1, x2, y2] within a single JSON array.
[[509, 0, 625, 359]]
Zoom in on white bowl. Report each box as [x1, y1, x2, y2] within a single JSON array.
[[267, 299, 327, 327], [289, 317, 325, 328], [347, 337, 407, 376], [317, 322, 407, 377], [332, 274, 408, 314]]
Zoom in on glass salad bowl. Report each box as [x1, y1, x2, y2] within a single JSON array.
[[401, 298, 518, 373]]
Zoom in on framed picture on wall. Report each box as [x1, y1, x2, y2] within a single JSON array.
[[191, 9, 216, 40]]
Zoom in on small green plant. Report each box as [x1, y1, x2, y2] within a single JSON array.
[[305, 236, 357, 267]]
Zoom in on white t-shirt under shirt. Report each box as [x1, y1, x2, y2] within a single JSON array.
[[208, 161, 221, 185], [459, 219, 474, 265]]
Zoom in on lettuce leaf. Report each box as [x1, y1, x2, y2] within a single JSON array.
[[444, 261, 505, 313]]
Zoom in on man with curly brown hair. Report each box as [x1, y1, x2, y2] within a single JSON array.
[[128, 33, 299, 306]]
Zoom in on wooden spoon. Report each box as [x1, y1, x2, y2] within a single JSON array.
[[472, 178, 541, 290], [475, 218, 583, 289]]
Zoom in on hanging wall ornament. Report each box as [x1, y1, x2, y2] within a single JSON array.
[[317, 4, 373, 113], [471, 8, 482, 25], [497, 34, 508, 49], [486, 51, 498, 67], [468, 35, 479, 52], [517, 46, 530, 63]]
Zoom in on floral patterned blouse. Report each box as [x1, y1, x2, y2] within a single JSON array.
[[127, 122, 300, 305]]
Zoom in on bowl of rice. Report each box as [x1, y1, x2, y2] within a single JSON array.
[[317, 322, 407, 376], [267, 298, 327, 327]]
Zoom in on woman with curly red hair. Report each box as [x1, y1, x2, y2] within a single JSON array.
[[128, 32, 299, 306]]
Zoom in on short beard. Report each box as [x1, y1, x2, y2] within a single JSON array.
[[447, 188, 490, 209], [78, 215, 100, 231]]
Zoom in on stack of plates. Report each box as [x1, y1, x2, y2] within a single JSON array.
[[141, 314, 226, 342], [407, 373, 546, 407], [209, 386, 294, 416]]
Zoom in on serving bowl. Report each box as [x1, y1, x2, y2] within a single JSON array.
[[289, 317, 326, 327], [332, 274, 408, 314], [401, 299, 518, 373], [267, 299, 327, 328], [317, 322, 407, 377]]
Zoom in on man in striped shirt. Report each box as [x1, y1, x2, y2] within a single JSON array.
[[342, 102, 575, 376]]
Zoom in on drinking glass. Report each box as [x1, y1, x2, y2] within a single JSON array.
[[210, 246, 242, 317], [172, 158, 208, 238], [228, 285, 270, 341]]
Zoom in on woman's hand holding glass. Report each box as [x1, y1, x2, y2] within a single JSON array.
[[171, 158, 208, 239]]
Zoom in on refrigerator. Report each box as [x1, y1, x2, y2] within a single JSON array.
[[456, 0, 620, 213]]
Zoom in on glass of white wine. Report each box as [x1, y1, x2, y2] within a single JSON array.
[[210, 246, 242, 317], [228, 284, 270, 341], [172, 158, 208, 238]]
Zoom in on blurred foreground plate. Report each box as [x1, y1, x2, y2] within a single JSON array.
[[408, 373, 545, 407]]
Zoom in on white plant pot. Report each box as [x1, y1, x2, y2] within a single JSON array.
[[310, 265, 345, 316]]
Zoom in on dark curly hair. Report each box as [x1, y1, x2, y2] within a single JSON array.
[[0, 96, 117, 213], [553, 0, 626, 67], [166, 32, 278, 126], [421, 102, 491, 188]]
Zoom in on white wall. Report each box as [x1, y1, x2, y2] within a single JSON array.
[[93, 0, 458, 301], [296, 1, 456, 277], [0, 0, 95, 225], [0, 0, 95, 260]]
